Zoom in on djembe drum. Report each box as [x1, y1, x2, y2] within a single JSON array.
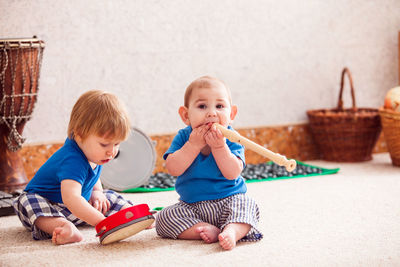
[[0, 37, 45, 193]]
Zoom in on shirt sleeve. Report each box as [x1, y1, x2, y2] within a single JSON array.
[[57, 154, 88, 185], [227, 139, 246, 167], [163, 128, 189, 160], [163, 126, 246, 166]]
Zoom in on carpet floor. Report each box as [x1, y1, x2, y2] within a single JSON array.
[[1, 153, 399, 267]]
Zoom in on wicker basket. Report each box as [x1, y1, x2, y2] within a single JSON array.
[[379, 108, 400, 166], [306, 68, 381, 162]]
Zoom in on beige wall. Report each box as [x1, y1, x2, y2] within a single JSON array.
[[1, 0, 399, 144]]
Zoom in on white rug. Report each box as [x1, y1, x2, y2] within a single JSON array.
[[1, 153, 399, 267]]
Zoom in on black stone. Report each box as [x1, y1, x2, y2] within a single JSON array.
[[141, 162, 324, 189]]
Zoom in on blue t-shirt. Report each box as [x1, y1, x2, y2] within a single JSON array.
[[25, 138, 102, 203], [163, 126, 247, 203]]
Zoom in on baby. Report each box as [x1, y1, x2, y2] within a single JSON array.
[[13, 90, 134, 245], [155, 76, 263, 250]]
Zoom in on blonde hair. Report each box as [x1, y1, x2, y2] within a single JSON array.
[[183, 75, 232, 107], [68, 90, 131, 141]]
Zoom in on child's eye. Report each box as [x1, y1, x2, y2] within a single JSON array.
[[100, 143, 108, 147], [216, 104, 224, 109], [198, 104, 206, 109]]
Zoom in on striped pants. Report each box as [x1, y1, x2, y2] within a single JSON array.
[[13, 190, 132, 240], [155, 193, 263, 242]]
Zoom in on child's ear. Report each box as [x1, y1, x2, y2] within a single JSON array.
[[230, 105, 238, 121], [178, 106, 190, 125]]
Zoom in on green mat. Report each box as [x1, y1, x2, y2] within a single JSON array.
[[123, 161, 339, 193]]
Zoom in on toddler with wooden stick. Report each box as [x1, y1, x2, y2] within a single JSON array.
[[155, 76, 263, 250]]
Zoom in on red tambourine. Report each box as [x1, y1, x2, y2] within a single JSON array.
[[95, 204, 155, 245]]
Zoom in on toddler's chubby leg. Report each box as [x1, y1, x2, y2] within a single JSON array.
[[35, 217, 83, 245], [178, 222, 221, 243], [218, 223, 251, 250]]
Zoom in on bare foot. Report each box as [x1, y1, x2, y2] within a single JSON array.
[[195, 225, 220, 243], [52, 222, 83, 245], [218, 230, 237, 250]]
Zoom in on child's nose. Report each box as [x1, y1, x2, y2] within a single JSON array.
[[207, 109, 217, 117], [106, 147, 117, 156]]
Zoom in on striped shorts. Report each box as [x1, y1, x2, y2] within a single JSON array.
[[155, 193, 263, 242], [13, 190, 132, 240]]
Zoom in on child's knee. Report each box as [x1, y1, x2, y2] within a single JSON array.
[[155, 209, 175, 237], [154, 209, 169, 227], [103, 190, 132, 214]]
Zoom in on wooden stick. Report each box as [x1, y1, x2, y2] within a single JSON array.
[[213, 123, 297, 172]]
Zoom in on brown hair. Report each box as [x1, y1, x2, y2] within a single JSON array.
[[183, 76, 232, 107], [68, 90, 131, 141]]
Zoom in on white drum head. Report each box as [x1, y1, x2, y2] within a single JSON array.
[[101, 128, 156, 191]]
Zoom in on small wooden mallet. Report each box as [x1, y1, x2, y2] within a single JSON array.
[[213, 123, 297, 172]]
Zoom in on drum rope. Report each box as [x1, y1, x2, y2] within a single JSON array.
[[19, 41, 28, 122], [0, 46, 7, 77], [10, 43, 18, 120], [32, 42, 43, 121], [26, 42, 34, 121], [0, 41, 41, 152], [0, 45, 8, 117]]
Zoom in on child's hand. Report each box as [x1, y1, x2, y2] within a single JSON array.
[[89, 191, 110, 215], [188, 124, 210, 149], [205, 125, 225, 149]]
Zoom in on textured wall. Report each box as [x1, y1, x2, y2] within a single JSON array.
[[1, 0, 399, 144]]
